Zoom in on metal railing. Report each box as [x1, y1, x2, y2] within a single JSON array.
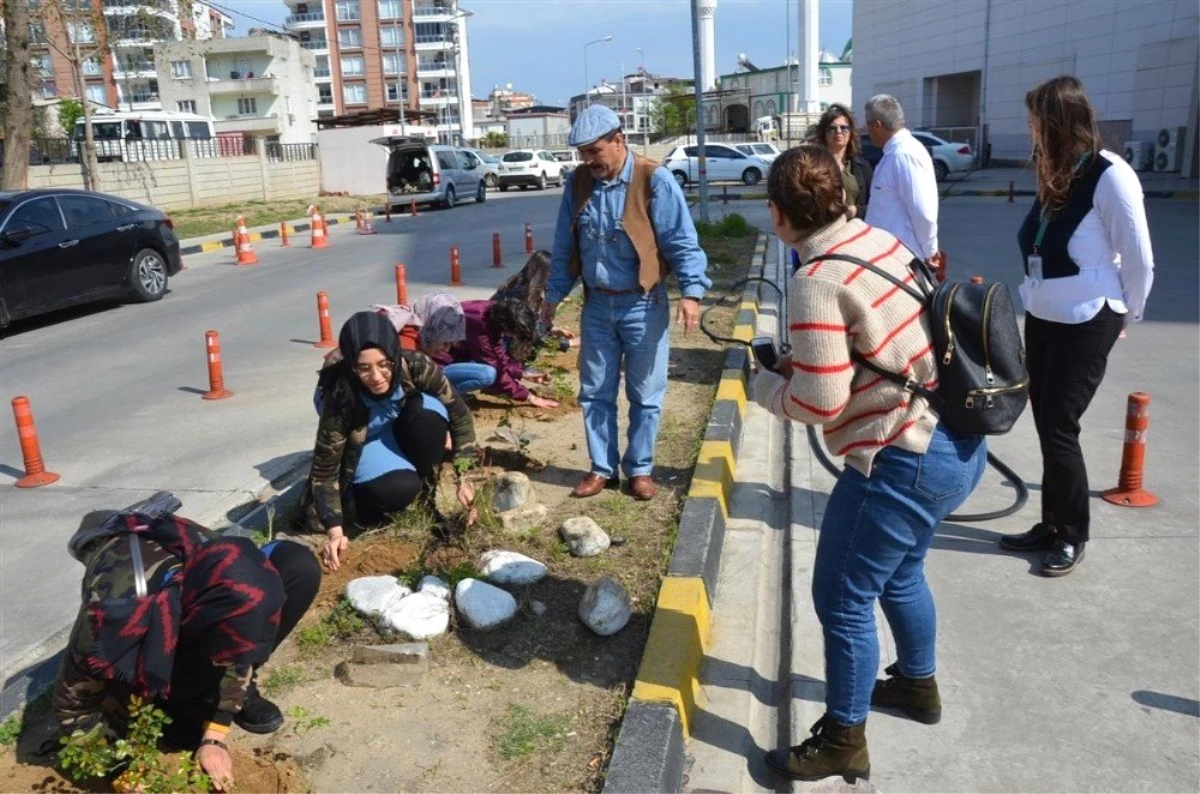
[[313, 67, 331, 77], [265, 142, 318, 162], [414, 33, 451, 44], [285, 11, 325, 24], [300, 40, 329, 50], [412, 4, 451, 16], [419, 89, 456, 99], [416, 58, 452, 71]]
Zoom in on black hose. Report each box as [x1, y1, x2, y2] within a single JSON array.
[[699, 276, 783, 347]]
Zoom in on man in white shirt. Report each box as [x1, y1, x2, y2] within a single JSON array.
[[864, 95, 940, 263]]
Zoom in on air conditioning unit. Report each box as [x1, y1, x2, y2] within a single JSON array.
[[1123, 141, 1153, 171], [1154, 126, 1186, 172]]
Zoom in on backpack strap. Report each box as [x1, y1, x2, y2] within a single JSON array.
[[849, 350, 944, 412]]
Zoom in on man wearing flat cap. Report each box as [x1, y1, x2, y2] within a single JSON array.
[[544, 104, 710, 501]]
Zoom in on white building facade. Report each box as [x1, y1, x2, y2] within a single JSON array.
[[852, 0, 1199, 173], [702, 55, 852, 133]]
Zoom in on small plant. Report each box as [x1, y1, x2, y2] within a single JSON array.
[[324, 598, 368, 640], [261, 664, 305, 695], [492, 703, 572, 761], [285, 706, 330, 757], [58, 696, 212, 792], [550, 372, 575, 403], [293, 622, 333, 655], [0, 714, 22, 747]]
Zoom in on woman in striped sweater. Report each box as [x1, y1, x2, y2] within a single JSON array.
[[753, 146, 988, 783]]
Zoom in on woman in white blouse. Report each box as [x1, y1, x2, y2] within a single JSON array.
[[1000, 75, 1154, 576]]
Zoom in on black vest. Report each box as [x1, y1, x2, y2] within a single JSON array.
[[1017, 154, 1112, 280]]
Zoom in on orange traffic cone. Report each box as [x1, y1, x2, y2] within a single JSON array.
[[234, 215, 259, 266], [309, 205, 329, 249]]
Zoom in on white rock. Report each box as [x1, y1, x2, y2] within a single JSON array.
[[345, 576, 411, 618], [559, 517, 611, 557], [380, 591, 451, 640], [490, 472, 534, 513], [418, 575, 451, 601], [578, 576, 631, 636], [480, 550, 547, 586], [454, 578, 518, 631], [499, 503, 548, 533]]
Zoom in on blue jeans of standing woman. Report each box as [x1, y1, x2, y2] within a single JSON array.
[[578, 286, 670, 479], [814, 423, 987, 726]]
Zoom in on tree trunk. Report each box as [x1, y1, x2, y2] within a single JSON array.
[[70, 39, 100, 191], [2, 0, 34, 191]]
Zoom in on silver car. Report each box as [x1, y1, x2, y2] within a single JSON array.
[[374, 136, 488, 209], [464, 149, 502, 189]]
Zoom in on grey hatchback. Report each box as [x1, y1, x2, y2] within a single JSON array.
[[376, 136, 487, 210]]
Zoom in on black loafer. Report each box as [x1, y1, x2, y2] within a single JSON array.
[[1041, 539, 1085, 577], [999, 522, 1057, 552], [233, 682, 284, 734]]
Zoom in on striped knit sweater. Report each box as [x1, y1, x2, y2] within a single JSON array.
[[754, 216, 939, 476]]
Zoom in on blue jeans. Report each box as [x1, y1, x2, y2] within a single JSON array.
[[578, 287, 670, 479], [813, 423, 987, 725], [443, 362, 496, 395]]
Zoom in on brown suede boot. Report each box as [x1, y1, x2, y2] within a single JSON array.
[[764, 714, 870, 783], [871, 662, 942, 724]]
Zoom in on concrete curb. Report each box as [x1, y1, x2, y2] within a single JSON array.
[[178, 213, 359, 256], [604, 233, 770, 793]]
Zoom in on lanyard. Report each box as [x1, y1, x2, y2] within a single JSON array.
[[1033, 152, 1093, 253]]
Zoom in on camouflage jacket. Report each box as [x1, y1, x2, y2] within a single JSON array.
[[52, 530, 251, 738], [298, 349, 476, 533]]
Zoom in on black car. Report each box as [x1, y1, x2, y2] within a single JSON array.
[[860, 133, 884, 168], [0, 189, 183, 327]]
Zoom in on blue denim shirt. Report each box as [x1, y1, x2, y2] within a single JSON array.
[[547, 151, 711, 304]]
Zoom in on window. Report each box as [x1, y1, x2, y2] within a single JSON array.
[[106, 200, 134, 218], [67, 22, 95, 43], [386, 82, 407, 102], [414, 21, 448, 43], [30, 54, 53, 76], [342, 83, 367, 104], [40, 81, 59, 98], [337, 27, 362, 48], [237, 97, 258, 115], [335, 0, 360, 21], [318, 84, 334, 104], [29, 23, 47, 45], [436, 151, 457, 170], [170, 121, 185, 138], [382, 52, 405, 75], [340, 56, 364, 76], [380, 25, 404, 47], [4, 197, 65, 238], [819, 67, 832, 86], [85, 84, 107, 105], [59, 195, 116, 229], [82, 57, 102, 76], [170, 59, 192, 79], [185, 121, 212, 139], [177, 100, 197, 114], [378, 0, 402, 19]]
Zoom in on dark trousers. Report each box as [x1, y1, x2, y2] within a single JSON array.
[[1025, 305, 1124, 543], [353, 396, 449, 527], [161, 540, 321, 746]]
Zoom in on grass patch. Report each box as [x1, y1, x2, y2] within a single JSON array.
[[260, 665, 305, 696], [492, 704, 573, 761], [169, 194, 387, 240], [0, 714, 22, 747], [695, 211, 753, 242], [295, 598, 371, 656]]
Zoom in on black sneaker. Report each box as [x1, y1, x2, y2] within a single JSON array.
[[234, 682, 284, 734], [998, 522, 1057, 552]]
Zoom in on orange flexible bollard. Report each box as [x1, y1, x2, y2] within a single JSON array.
[[314, 291, 336, 349], [1101, 392, 1158, 507], [10, 396, 60, 488], [492, 233, 503, 268], [280, 221, 290, 247], [202, 330, 234, 400], [450, 245, 463, 286], [524, 222, 534, 254], [410, 198, 419, 217], [395, 264, 409, 306]]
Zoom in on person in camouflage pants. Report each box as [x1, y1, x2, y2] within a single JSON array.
[[297, 311, 479, 570]]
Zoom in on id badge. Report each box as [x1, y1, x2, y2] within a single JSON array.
[[1026, 254, 1043, 283]]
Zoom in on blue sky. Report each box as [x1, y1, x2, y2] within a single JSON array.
[[227, 0, 852, 105]]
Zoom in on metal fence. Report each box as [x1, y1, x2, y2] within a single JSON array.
[[0, 136, 288, 165], [265, 142, 319, 162]]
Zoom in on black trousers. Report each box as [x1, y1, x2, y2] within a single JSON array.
[[353, 395, 450, 527], [1025, 304, 1124, 543], [161, 540, 321, 746]]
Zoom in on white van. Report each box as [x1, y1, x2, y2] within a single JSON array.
[[72, 111, 217, 162], [372, 135, 487, 210]]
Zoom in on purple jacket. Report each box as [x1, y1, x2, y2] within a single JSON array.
[[434, 300, 529, 401]]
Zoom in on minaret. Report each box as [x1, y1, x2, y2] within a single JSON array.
[[697, 0, 718, 91], [798, 0, 819, 113]]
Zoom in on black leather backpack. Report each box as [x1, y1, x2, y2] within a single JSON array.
[[807, 254, 1029, 436]]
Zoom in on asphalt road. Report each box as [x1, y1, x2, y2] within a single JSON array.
[[0, 186, 567, 689]]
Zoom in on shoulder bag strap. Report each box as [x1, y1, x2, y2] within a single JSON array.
[[805, 252, 930, 302]]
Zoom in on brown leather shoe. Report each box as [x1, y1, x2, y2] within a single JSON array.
[[628, 475, 658, 501], [571, 472, 619, 498]]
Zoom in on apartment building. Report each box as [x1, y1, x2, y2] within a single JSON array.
[[26, 0, 233, 112], [569, 70, 694, 135], [156, 33, 319, 144], [283, 0, 474, 142]]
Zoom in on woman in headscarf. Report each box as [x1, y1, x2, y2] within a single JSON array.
[[410, 292, 497, 396], [298, 311, 478, 569], [491, 250, 580, 362], [53, 507, 320, 792]]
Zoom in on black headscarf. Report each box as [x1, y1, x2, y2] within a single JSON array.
[[338, 311, 401, 394]]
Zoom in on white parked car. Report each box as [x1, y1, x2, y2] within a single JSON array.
[[911, 131, 974, 181], [498, 150, 564, 191], [662, 143, 772, 187], [733, 142, 782, 163]]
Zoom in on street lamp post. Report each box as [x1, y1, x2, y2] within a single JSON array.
[[583, 35, 613, 105], [449, 7, 474, 146]]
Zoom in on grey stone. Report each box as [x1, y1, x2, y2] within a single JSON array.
[[490, 471, 534, 513], [334, 660, 424, 689], [480, 550, 547, 585], [417, 574, 451, 601], [499, 502, 548, 533], [454, 578, 518, 630], [349, 642, 429, 668], [345, 576, 411, 618], [379, 591, 450, 640], [559, 516, 611, 557], [531, 600, 547, 617], [579, 576, 631, 636]]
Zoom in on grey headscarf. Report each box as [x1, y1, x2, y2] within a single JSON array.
[[411, 292, 466, 348]]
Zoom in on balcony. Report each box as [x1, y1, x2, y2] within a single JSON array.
[[414, 34, 452, 50], [416, 58, 454, 76], [313, 66, 331, 78], [284, 11, 325, 27], [317, 95, 335, 106], [112, 62, 156, 79], [418, 91, 457, 105], [207, 76, 278, 95], [300, 40, 330, 51], [215, 114, 283, 135], [412, 3, 452, 19]]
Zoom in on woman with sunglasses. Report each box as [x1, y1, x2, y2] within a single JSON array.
[[297, 312, 479, 570], [812, 103, 873, 219]]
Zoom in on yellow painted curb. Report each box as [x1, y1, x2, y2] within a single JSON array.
[[688, 438, 736, 515], [630, 577, 711, 736], [199, 241, 225, 253], [715, 374, 747, 416], [248, 233, 263, 243]]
